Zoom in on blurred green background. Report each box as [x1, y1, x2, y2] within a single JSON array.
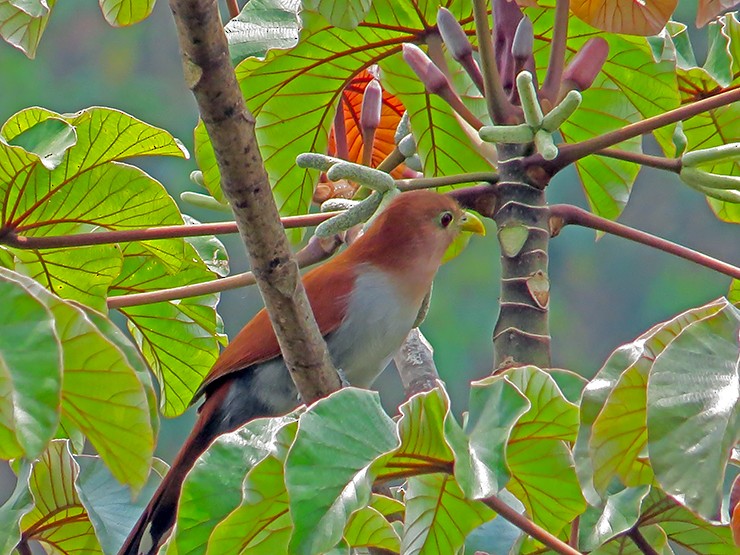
[[0, 1, 736, 465]]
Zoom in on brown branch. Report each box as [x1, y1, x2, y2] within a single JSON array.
[[168, 0, 340, 403], [627, 528, 660, 555], [594, 149, 682, 172], [535, 86, 740, 173], [225, 0, 239, 19], [394, 328, 440, 398], [2, 213, 336, 250], [108, 234, 343, 309], [473, 0, 512, 124], [481, 495, 583, 555], [549, 204, 740, 279], [398, 172, 499, 191], [540, 0, 569, 103]]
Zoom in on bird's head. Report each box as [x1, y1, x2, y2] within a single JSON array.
[[347, 190, 486, 278]]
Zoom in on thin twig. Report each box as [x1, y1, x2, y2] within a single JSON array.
[[549, 204, 740, 279], [473, 0, 512, 124], [594, 149, 682, 172], [627, 528, 660, 555], [397, 172, 499, 191], [540, 0, 569, 103], [2, 213, 336, 250], [538, 87, 740, 173], [108, 234, 343, 309], [481, 495, 582, 555]]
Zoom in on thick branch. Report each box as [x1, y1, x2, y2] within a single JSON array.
[[168, 0, 340, 403], [393, 329, 440, 398], [535, 87, 740, 173], [540, 0, 569, 103], [481, 495, 582, 555], [549, 204, 740, 279]]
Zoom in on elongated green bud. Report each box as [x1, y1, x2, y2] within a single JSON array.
[[534, 129, 558, 160], [363, 188, 402, 230], [680, 166, 740, 191], [541, 90, 582, 132], [398, 134, 417, 157], [180, 191, 231, 212], [479, 123, 535, 143], [327, 161, 395, 192], [405, 153, 423, 172], [315, 192, 383, 237], [395, 111, 411, 145], [296, 153, 345, 171], [682, 143, 740, 167], [672, 121, 687, 157], [516, 71, 544, 126], [189, 170, 205, 187], [321, 198, 359, 212], [681, 171, 740, 202]]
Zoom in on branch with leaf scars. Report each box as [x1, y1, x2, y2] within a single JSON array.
[[480, 495, 582, 555], [168, 0, 340, 403], [533, 87, 740, 174], [549, 204, 740, 279], [108, 234, 344, 309]]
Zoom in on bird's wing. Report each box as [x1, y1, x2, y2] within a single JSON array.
[[193, 256, 358, 400]]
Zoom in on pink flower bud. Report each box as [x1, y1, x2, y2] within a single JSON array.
[[402, 43, 448, 94], [360, 79, 383, 131], [438, 7, 472, 61], [563, 38, 609, 91]]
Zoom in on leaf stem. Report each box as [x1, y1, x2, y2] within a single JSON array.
[[549, 204, 740, 279], [397, 172, 499, 191], [627, 528, 660, 555], [540, 0, 569, 103], [473, 0, 512, 123], [481, 495, 582, 555], [535, 86, 740, 173], [225, 0, 239, 19]]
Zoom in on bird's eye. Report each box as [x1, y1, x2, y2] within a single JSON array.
[[439, 211, 454, 228]]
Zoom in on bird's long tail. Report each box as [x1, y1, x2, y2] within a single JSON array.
[[118, 386, 231, 555]]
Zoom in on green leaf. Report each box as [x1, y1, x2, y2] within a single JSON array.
[[286, 388, 397, 555], [579, 485, 650, 550], [174, 415, 298, 554], [457, 374, 530, 499], [303, 0, 372, 30], [4, 269, 155, 489], [647, 300, 740, 522], [0, 462, 33, 554], [98, 0, 156, 27], [112, 243, 222, 417], [590, 524, 671, 555], [343, 505, 400, 551], [0, 271, 61, 460], [503, 367, 585, 535], [0, 106, 191, 307], [75, 454, 166, 554], [183, 215, 230, 277], [730, 279, 740, 304], [639, 488, 737, 554], [6, 117, 76, 170], [401, 473, 495, 555], [206, 455, 292, 555], [225, 0, 301, 65], [0, 0, 55, 58], [19, 440, 102, 554]]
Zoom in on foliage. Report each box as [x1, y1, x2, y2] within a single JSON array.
[[0, 1, 738, 555]]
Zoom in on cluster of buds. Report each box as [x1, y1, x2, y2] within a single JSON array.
[[680, 142, 740, 203]]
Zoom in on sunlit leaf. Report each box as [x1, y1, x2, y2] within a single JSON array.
[[304, 0, 372, 30], [286, 388, 397, 555], [696, 1, 740, 27], [579, 485, 651, 550], [111, 243, 222, 418], [174, 416, 298, 554], [0, 271, 61, 460], [570, 0, 676, 36], [647, 300, 740, 521], [225, 0, 301, 65], [401, 472, 494, 555], [0, 0, 54, 58], [343, 505, 400, 551], [6, 117, 76, 170], [590, 524, 671, 554], [0, 458, 33, 553], [98, 0, 156, 27]]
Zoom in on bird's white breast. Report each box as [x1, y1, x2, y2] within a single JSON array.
[[326, 265, 422, 388]]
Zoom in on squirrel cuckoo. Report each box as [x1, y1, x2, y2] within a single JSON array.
[[119, 190, 485, 555]]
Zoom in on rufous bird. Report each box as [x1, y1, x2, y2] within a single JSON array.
[[119, 190, 485, 555]]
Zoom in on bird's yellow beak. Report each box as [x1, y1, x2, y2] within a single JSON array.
[[460, 211, 486, 236]]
